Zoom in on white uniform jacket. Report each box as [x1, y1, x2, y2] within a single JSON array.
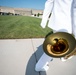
[[41, 0, 76, 37]]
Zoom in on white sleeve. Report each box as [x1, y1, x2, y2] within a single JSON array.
[[40, 0, 54, 28], [72, 0, 76, 39]]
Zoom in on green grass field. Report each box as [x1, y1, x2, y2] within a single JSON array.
[[0, 15, 53, 39]]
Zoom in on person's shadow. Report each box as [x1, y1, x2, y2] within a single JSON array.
[[25, 31, 53, 75], [25, 44, 47, 75]]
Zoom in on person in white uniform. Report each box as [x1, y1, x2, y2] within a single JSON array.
[[35, 0, 76, 72]]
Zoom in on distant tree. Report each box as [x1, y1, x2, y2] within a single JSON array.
[[7, 12, 13, 15], [0, 12, 2, 15], [37, 13, 40, 17]]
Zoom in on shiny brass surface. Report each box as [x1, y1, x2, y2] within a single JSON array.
[[43, 32, 76, 58]]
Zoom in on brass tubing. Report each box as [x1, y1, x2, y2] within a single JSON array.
[[43, 32, 76, 58]]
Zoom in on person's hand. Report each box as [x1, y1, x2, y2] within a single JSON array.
[[75, 36, 76, 39], [41, 24, 46, 28], [40, 22, 46, 29], [73, 33, 76, 39]]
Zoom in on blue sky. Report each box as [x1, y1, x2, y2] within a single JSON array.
[[0, 0, 46, 10]]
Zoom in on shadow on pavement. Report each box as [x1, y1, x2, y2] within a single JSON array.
[[25, 45, 47, 75]]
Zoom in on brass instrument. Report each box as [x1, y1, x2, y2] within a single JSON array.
[[43, 32, 76, 58]]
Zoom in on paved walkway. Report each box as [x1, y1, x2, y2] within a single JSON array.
[[0, 38, 76, 75]]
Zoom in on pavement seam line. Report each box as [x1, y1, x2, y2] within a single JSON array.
[[31, 39, 41, 75], [31, 39, 37, 62]]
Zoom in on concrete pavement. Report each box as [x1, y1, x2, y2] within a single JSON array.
[[0, 38, 76, 75]]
